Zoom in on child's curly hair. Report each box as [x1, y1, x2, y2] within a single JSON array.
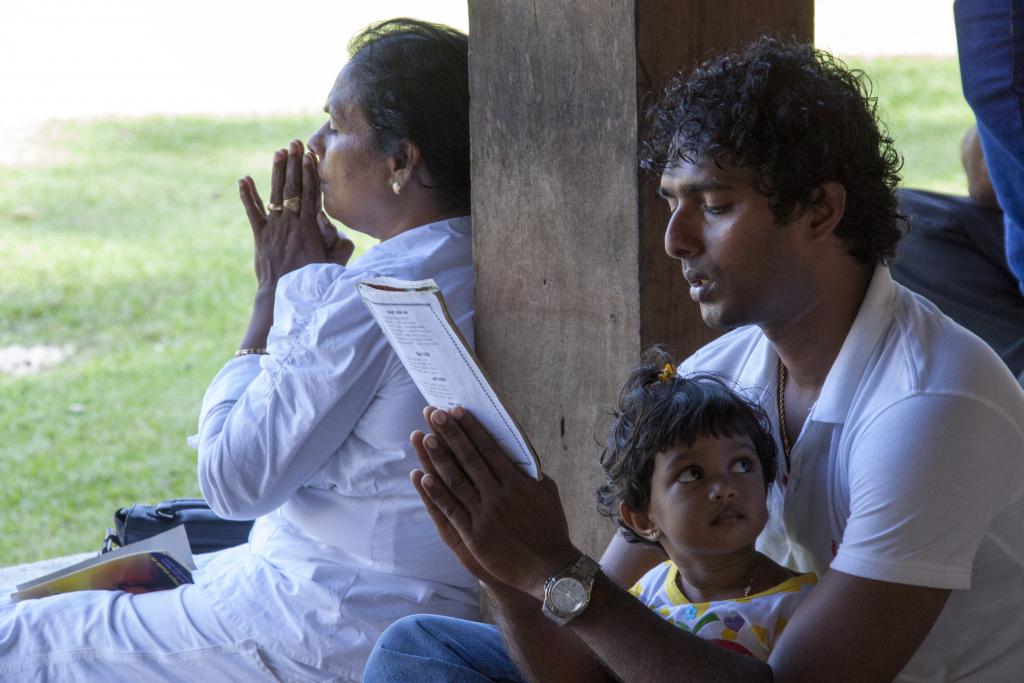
[[595, 348, 777, 545]]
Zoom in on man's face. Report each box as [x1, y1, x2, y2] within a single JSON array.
[[659, 156, 806, 330]]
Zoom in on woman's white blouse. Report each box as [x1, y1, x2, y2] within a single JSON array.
[[189, 216, 478, 677]]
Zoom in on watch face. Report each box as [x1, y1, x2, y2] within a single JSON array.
[[551, 577, 587, 613]]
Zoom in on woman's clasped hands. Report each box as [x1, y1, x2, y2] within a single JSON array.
[[239, 139, 355, 290]]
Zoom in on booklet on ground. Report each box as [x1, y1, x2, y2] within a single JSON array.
[[357, 276, 542, 480], [11, 525, 195, 602]]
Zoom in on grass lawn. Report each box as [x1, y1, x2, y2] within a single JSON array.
[[0, 56, 974, 565], [847, 56, 975, 194]]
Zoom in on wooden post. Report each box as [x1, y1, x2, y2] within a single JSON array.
[[469, 0, 813, 555]]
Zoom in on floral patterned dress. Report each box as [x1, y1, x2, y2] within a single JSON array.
[[629, 561, 817, 660]]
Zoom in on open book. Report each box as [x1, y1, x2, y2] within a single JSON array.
[[357, 276, 541, 480], [11, 525, 195, 601]]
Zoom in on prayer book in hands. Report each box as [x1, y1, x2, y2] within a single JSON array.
[[357, 276, 542, 480], [11, 525, 195, 601]]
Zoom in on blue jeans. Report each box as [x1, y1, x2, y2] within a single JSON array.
[[955, 0, 1024, 296], [363, 615, 526, 682]]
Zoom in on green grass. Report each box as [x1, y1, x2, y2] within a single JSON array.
[[0, 56, 974, 565], [847, 56, 974, 194]]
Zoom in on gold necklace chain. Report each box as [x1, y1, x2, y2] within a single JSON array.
[[777, 358, 793, 472], [675, 555, 759, 599], [742, 555, 758, 598]]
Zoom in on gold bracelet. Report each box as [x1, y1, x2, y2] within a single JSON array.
[[234, 348, 268, 357]]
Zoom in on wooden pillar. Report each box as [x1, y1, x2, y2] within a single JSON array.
[[469, 0, 813, 555]]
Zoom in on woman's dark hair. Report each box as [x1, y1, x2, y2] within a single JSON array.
[[595, 348, 777, 546], [641, 36, 905, 267], [347, 18, 470, 213]]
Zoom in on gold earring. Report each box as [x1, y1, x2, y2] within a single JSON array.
[[392, 180, 402, 195], [649, 530, 660, 540]]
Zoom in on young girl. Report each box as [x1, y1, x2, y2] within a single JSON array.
[[596, 350, 816, 661]]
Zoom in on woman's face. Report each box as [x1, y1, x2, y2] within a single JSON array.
[[308, 64, 393, 233]]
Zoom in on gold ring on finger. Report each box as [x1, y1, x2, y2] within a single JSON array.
[[267, 202, 283, 211], [283, 197, 301, 213]]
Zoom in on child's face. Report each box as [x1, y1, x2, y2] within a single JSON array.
[[625, 434, 768, 564]]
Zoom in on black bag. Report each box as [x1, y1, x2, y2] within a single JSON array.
[[103, 498, 254, 555]]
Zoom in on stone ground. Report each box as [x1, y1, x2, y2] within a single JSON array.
[[0, 345, 74, 378]]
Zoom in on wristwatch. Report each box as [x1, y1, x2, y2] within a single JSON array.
[[541, 554, 600, 625]]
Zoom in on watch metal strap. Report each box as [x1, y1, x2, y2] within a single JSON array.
[[541, 553, 600, 625], [573, 553, 600, 578]]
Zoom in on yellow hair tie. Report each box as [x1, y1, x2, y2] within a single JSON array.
[[656, 363, 676, 383]]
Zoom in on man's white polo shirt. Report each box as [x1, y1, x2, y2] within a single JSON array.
[[680, 266, 1024, 681]]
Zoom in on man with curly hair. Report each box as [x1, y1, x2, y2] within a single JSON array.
[[363, 37, 1024, 682]]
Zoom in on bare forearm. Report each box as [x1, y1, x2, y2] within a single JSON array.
[[487, 586, 613, 683], [240, 284, 276, 350], [568, 574, 771, 683]]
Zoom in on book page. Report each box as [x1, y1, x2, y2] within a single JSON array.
[[357, 277, 541, 479]]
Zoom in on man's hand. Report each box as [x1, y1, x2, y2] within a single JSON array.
[[411, 406, 581, 600]]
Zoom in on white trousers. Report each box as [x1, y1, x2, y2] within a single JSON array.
[[0, 517, 479, 682], [0, 581, 284, 682], [0, 549, 346, 683]]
